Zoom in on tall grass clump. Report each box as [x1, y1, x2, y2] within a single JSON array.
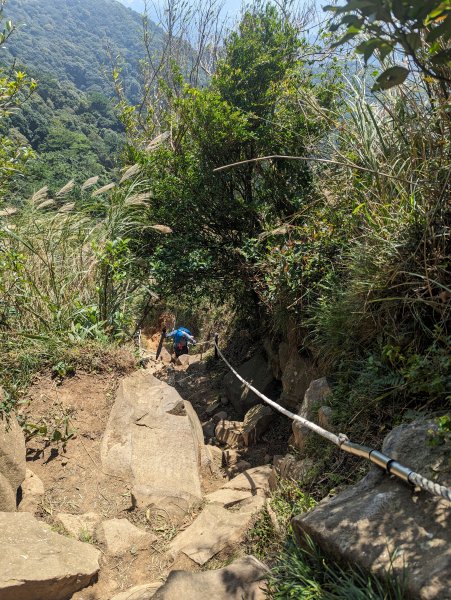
[[0, 177, 165, 406]]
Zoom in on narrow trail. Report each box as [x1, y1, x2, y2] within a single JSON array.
[[21, 338, 280, 599]]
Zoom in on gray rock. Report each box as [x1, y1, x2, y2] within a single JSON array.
[[281, 354, 317, 411], [223, 354, 275, 416], [98, 518, 157, 557], [264, 337, 282, 380], [153, 555, 268, 600], [168, 496, 265, 565], [202, 419, 216, 439], [318, 406, 334, 430], [212, 410, 228, 423], [205, 398, 221, 416], [0, 511, 100, 600], [101, 370, 204, 519], [292, 420, 451, 600], [269, 454, 315, 491], [291, 378, 331, 451], [242, 404, 274, 446], [0, 409, 26, 511]]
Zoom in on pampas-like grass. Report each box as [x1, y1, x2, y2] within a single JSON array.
[[150, 224, 172, 234], [81, 176, 99, 190], [92, 183, 116, 197], [120, 164, 140, 183], [56, 180, 75, 197]]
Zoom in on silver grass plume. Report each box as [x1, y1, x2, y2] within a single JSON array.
[[151, 224, 172, 234], [92, 183, 116, 197], [81, 176, 99, 191], [120, 164, 140, 183], [56, 180, 75, 197]]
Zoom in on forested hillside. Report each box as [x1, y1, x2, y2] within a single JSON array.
[[3, 0, 161, 100], [0, 0, 449, 597]]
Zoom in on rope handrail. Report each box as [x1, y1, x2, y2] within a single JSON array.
[[213, 336, 451, 504]]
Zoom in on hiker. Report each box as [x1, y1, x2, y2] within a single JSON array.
[[165, 326, 196, 357]]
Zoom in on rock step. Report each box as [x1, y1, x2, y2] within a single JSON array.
[[101, 370, 205, 519], [0, 512, 100, 600]]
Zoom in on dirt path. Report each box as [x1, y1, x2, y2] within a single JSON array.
[[20, 345, 289, 599]]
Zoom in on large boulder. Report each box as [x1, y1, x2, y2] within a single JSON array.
[[101, 370, 204, 519], [0, 511, 100, 600], [152, 555, 268, 600], [0, 408, 26, 511], [241, 404, 274, 446], [222, 354, 276, 416], [291, 377, 331, 451], [292, 420, 451, 600], [280, 353, 317, 411]]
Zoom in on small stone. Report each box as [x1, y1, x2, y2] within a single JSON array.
[[220, 397, 229, 406], [175, 354, 190, 367], [61, 458, 68, 466], [202, 420, 216, 439], [56, 512, 101, 539]]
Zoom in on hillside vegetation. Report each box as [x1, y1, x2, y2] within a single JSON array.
[[0, 0, 449, 595]]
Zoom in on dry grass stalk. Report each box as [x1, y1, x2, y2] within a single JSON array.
[[56, 180, 75, 197], [120, 164, 140, 183], [58, 202, 75, 213], [92, 183, 115, 197], [146, 131, 170, 152], [36, 199, 56, 210], [0, 207, 18, 217], [31, 186, 48, 204], [151, 224, 173, 234], [81, 176, 99, 191], [125, 193, 152, 206]]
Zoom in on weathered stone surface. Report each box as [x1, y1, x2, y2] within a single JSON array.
[[269, 455, 314, 491], [101, 370, 203, 517], [55, 512, 101, 539], [215, 420, 243, 447], [175, 354, 190, 367], [98, 518, 156, 557], [242, 404, 274, 446], [291, 377, 331, 451], [0, 472, 16, 512], [153, 555, 268, 600], [183, 400, 212, 471], [111, 583, 162, 600], [318, 405, 333, 430], [202, 419, 216, 439], [222, 466, 272, 495], [223, 354, 275, 416], [264, 337, 282, 380], [18, 469, 44, 514], [212, 410, 228, 423], [292, 420, 451, 600], [0, 410, 26, 510], [281, 354, 317, 411], [0, 511, 100, 600], [169, 497, 265, 565], [159, 347, 172, 365], [278, 342, 291, 374], [206, 488, 253, 508]]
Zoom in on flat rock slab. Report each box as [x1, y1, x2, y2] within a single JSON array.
[[292, 420, 451, 600], [153, 555, 269, 600], [0, 410, 26, 510], [169, 496, 265, 565], [55, 512, 101, 539], [222, 465, 272, 495], [0, 511, 100, 600], [101, 370, 204, 517], [98, 518, 157, 557], [111, 583, 162, 600]]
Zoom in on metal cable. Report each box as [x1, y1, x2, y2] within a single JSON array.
[[214, 338, 451, 504]]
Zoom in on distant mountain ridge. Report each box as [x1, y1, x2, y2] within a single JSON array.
[[3, 0, 162, 99]]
